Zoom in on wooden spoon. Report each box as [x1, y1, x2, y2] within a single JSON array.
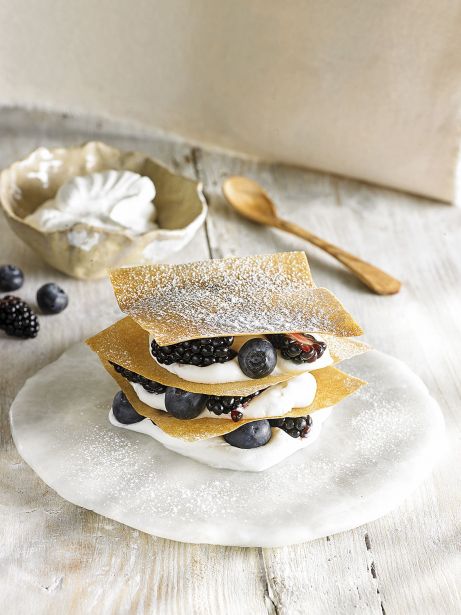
[[222, 176, 401, 295]]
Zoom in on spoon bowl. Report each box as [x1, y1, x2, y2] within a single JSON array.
[[222, 176, 278, 224], [222, 176, 401, 296]]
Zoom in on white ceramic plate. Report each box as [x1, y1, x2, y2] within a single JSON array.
[[10, 344, 444, 547]]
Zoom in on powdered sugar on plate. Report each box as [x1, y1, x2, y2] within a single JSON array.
[[10, 344, 444, 546]]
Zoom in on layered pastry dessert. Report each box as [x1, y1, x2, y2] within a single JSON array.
[[87, 252, 368, 471]]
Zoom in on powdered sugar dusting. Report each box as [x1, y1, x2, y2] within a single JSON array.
[[109, 252, 362, 345], [322, 334, 370, 363]]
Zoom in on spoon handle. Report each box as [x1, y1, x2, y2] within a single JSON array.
[[275, 217, 401, 295]]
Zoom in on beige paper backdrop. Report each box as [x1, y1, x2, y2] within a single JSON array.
[[1, 0, 461, 202]]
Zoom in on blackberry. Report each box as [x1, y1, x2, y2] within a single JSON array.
[[269, 415, 313, 438], [151, 336, 236, 367], [206, 390, 262, 421], [0, 295, 39, 338], [110, 361, 261, 422], [266, 333, 327, 364], [110, 362, 167, 394]]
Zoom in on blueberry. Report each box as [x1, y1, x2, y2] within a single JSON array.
[[238, 338, 277, 379], [223, 420, 272, 449], [36, 283, 68, 314], [0, 265, 24, 292], [112, 390, 144, 424], [164, 387, 208, 419]]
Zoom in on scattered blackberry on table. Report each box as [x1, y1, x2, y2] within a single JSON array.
[[164, 388, 208, 419], [0, 295, 39, 338], [0, 265, 24, 292], [112, 391, 144, 424], [238, 338, 277, 379], [224, 420, 272, 449], [266, 333, 327, 364], [206, 390, 262, 421], [151, 336, 236, 367], [37, 282, 68, 314], [269, 415, 312, 438], [110, 362, 167, 394]]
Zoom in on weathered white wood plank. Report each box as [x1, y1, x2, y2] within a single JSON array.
[[334, 178, 461, 615], [260, 531, 385, 615], [196, 147, 461, 615], [1, 109, 460, 615]]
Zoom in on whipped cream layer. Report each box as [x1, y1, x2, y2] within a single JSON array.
[[109, 407, 332, 472], [26, 170, 157, 235], [149, 334, 333, 384], [131, 371, 317, 420]]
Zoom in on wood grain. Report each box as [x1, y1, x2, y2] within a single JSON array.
[[0, 109, 460, 614]]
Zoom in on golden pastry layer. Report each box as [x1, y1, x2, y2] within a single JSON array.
[[105, 359, 365, 441], [86, 316, 369, 396], [109, 252, 363, 345]]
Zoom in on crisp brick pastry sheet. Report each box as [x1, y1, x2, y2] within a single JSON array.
[[86, 316, 369, 396], [109, 252, 363, 345], [104, 358, 365, 441]]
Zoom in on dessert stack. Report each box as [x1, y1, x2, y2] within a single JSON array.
[[87, 252, 368, 471]]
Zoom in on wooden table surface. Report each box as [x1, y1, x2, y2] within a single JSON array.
[[1, 109, 460, 615]]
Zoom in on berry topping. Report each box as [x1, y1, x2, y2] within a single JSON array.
[[223, 420, 272, 449], [36, 282, 68, 314], [0, 265, 24, 292], [230, 409, 243, 422], [164, 388, 208, 419], [112, 390, 144, 424], [266, 333, 327, 364], [151, 336, 236, 367], [238, 338, 277, 379], [110, 362, 167, 394], [269, 414, 312, 438], [205, 390, 261, 421], [113, 361, 263, 421], [0, 295, 39, 338]]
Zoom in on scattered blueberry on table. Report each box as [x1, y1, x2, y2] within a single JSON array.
[[0, 264, 24, 292], [0, 264, 69, 339], [37, 282, 69, 314]]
